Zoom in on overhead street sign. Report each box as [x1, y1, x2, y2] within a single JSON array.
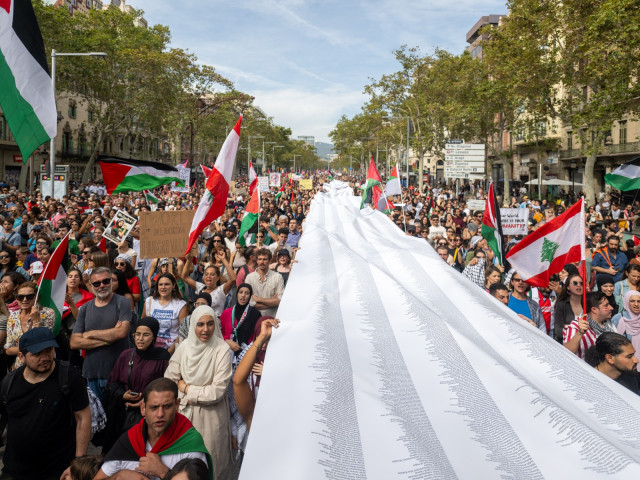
[[444, 143, 486, 179]]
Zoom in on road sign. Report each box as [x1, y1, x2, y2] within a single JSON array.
[[444, 143, 485, 179]]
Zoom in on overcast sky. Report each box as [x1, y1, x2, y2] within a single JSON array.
[[130, 0, 507, 143]]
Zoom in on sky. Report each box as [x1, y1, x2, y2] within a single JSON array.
[[130, 0, 508, 144]]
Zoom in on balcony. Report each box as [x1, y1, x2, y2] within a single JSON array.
[[559, 142, 640, 159]]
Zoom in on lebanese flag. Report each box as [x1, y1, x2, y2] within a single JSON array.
[[249, 161, 258, 195], [360, 157, 383, 210], [238, 188, 259, 247], [99, 157, 184, 194], [384, 163, 402, 196], [0, 0, 56, 161], [200, 164, 212, 178], [481, 181, 504, 264], [185, 116, 242, 255], [506, 199, 585, 287], [37, 232, 69, 335]]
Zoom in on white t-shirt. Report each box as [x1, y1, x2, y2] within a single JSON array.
[[101, 441, 206, 480], [195, 283, 226, 318], [145, 297, 186, 349]]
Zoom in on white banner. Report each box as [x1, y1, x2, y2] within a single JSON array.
[[269, 172, 281, 187], [171, 165, 190, 193], [500, 208, 528, 235], [240, 182, 640, 479], [258, 176, 270, 192]]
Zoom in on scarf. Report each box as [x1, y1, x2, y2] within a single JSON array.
[[619, 291, 640, 371], [135, 317, 171, 361], [587, 315, 616, 338], [170, 306, 225, 386]]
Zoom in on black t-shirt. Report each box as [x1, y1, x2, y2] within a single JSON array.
[[3, 362, 89, 479]]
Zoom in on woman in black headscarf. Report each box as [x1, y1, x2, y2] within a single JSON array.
[[597, 274, 619, 315], [220, 283, 262, 358], [99, 317, 171, 452]]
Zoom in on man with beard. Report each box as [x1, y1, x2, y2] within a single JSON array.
[[1, 328, 90, 480], [246, 248, 284, 317], [70, 267, 132, 402], [563, 291, 616, 359], [585, 332, 639, 394]]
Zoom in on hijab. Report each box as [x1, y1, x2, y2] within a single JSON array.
[[230, 284, 261, 346], [171, 305, 226, 386], [234, 283, 253, 318], [135, 317, 170, 361], [596, 274, 618, 315], [619, 291, 640, 371]]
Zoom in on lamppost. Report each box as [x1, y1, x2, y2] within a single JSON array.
[[293, 154, 301, 173], [272, 145, 284, 170], [383, 115, 410, 187], [262, 141, 275, 170], [49, 50, 107, 198], [570, 158, 577, 193], [247, 135, 263, 174]]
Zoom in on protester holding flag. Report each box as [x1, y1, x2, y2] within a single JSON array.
[[4, 281, 55, 369], [481, 182, 504, 265], [360, 158, 383, 210], [563, 291, 616, 359]]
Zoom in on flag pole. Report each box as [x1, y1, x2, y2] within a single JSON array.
[[580, 197, 587, 315]]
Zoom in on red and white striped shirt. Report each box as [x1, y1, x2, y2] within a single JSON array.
[[562, 320, 596, 358]]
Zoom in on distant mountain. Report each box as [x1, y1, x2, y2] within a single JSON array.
[[315, 142, 334, 159]]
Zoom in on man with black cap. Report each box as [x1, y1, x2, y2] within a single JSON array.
[[0, 327, 90, 480], [224, 224, 238, 253]]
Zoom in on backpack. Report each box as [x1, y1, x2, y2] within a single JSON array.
[[1, 359, 70, 410]]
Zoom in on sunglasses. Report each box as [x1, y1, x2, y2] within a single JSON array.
[[571, 281, 583, 286], [82, 250, 91, 255], [512, 278, 524, 283], [0, 255, 9, 259], [91, 278, 112, 288], [16, 293, 36, 301], [114, 262, 126, 267], [36, 241, 47, 245], [213, 240, 222, 243]]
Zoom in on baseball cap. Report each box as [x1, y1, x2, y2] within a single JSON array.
[[29, 261, 44, 275], [277, 249, 291, 257], [19, 327, 58, 353]]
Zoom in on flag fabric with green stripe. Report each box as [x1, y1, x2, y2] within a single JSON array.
[[384, 163, 401, 196], [0, 0, 57, 162], [360, 157, 383, 210], [481, 181, 504, 265], [239, 188, 260, 247], [37, 232, 69, 335], [605, 157, 640, 191], [99, 156, 185, 194], [144, 189, 160, 204], [275, 183, 285, 201]]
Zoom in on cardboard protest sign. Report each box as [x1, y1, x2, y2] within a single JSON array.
[[139, 210, 196, 259], [299, 179, 313, 190], [104, 210, 137, 245]]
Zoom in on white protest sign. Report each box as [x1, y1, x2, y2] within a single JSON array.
[[269, 172, 281, 187], [500, 208, 528, 235], [467, 199, 485, 211], [258, 176, 270, 192], [171, 165, 190, 193]]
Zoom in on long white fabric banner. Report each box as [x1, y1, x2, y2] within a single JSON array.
[[240, 181, 640, 479]]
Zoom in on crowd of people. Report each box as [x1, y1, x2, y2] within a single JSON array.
[[0, 171, 638, 480]]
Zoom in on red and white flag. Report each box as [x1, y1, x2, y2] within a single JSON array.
[[249, 161, 258, 195], [506, 199, 585, 287], [200, 164, 212, 178], [185, 116, 242, 255]]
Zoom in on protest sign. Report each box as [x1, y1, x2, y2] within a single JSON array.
[[258, 176, 270, 192], [299, 179, 313, 190], [139, 210, 195, 259], [499, 208, 528, 235], [270, 173, 281, 187], [171, 165, 190, 193], [467, 199, 485, 211], [103, 210, 137, 245]]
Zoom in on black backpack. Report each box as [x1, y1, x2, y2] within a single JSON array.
[[1, 360, 70, 410]]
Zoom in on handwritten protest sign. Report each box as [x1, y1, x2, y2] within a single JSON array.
[[269, 173, 281, 187], [299, 179, 313, 190], [139, 210, 195, 259], [500, 208, 528, 235], [258, 176, 270, 192]]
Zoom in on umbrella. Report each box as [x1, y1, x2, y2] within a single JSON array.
[[525, 178, 584, 186]]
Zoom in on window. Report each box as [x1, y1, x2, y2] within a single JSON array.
[[68, 100, 77, 119], [0, 115, 5, 141], [88, 109, 94, 123], [619, 121, 627, 145], [62, 132, 73, 154], [567, 131, 573, 151], [78, 134, 87, 156]]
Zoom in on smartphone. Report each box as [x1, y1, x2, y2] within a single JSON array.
[[129, 391, 140, 396]]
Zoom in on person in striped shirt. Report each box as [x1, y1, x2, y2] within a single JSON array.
[[563, 292, 616, 358]]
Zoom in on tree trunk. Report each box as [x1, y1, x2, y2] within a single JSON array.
[[583, 150, 597, 206], [417, 151, 424, 191], [502, 156, 512, 207], [82, 130, 105, 184], [18, 159, 29, 192]]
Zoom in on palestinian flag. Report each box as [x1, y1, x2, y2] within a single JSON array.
[[185, 116, 242, 255], [328, 169, 335, 181], [275, 183, 285, 201], [99, 156, 185, 195], [0, 0, 57, 161], [360, 157, 383, 210], [249, 161, 258, 195], [384, 163, 402, 196], [481, 181, 505, 265], [506, 199, 585, 287], [106, 414, 213, 480], [605, 157, 640, 191], [143, 189, 159, 204], [238, 187, 259, 247], [37, 232, 69, 335]]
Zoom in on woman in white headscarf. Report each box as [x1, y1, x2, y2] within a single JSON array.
[[617, 291, 640, 372], [165, 305, 232, 479]]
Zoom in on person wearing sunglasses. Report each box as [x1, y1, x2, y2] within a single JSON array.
[[70, 267, 133, 403], [507, 272, 545, 331], [113, 254, 141, 304], [553, 272, 586, 343], [0, 250, 27, 279], [4, 281, 55, 370]]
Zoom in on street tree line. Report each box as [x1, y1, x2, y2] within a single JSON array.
[[330, 0, 640, 204]]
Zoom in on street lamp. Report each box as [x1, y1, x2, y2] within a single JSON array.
[[383, 115, 410, 188], [570, 158, 577, 193], [272, 145, 284, 170], [293, 154, 302, 173], [247, 135, 263, 173], [49, 50, 107, 198]]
